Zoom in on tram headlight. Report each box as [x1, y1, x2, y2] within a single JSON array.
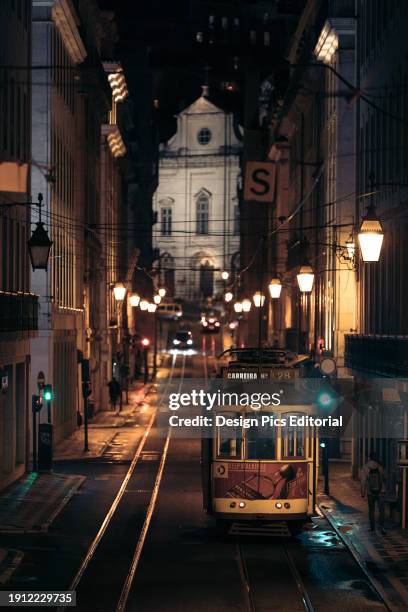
[[238, 502, 246, 508], [284, 502, 291, 509], [275, 502, 282, 509]]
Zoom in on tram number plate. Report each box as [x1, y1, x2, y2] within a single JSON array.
[[268, 369, 295, 380]]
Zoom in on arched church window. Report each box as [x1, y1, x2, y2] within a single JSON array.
[[196, 194, 209, 235], [197, 128, 212, 145]]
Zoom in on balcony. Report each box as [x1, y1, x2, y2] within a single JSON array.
[[345, 334, 408, 377], [0, 291, 39, 334]]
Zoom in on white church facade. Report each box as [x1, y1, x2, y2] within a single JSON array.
[[153, 88, 242, 301]]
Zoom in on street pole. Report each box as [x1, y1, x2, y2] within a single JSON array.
[[84, 397, 89, 452], [143, 346, 149, 384], [32, 399, 38, 471], [47, 401, 51, 424], [153, 310, 158, 378]]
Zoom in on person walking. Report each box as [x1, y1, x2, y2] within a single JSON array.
[[361, 451, 387, 535], [108, 377, 121, 411]]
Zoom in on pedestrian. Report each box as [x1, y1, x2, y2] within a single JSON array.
[[108, 377, 120, 411], [361, 451, 387, 535]]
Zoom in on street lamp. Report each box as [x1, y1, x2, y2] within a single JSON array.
[[224, 291, 233, 302], [297, 265, 314, 293], [129, 293, 140, 307], [139, 299, 149, 311], [268, 278, 282, 299], [345, 237, 355, 261], [234, 301, 243, 313], [153, 294, 161, 305], [242, 298, 252, 313], [148, 302, 157, 313], [358, 204, 384, 262], [28, 222, 53, 270], [158, 287, 166, 298], [253, 291, 265, 308], [113, 282, 126, 301], [221, 271, 229, 280]]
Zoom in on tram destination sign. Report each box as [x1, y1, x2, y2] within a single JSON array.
[[223, 368, 296, 380]]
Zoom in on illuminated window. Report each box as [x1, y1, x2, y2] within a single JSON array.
[[217, 413, 242, 458]]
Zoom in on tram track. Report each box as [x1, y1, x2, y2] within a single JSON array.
[[236, 537, 315, 612], [56, 351, 184, 612]]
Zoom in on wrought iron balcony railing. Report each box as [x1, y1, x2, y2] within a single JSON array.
[[0, 291, 39, 333], [345, 334, 408, 377]]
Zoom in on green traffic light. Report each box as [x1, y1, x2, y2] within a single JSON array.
[[43, 385, 53, 402]]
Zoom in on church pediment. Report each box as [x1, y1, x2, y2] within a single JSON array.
[[194, 188, 212, 198]]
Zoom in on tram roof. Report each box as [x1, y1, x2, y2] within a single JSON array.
[[218, 348, 311, 367]]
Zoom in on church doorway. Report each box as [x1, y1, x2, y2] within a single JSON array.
[[199, 260, 214, 298]]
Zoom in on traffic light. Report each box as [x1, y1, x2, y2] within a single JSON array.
[[82, 381, 92, 398], [43, 384, 53, 402]]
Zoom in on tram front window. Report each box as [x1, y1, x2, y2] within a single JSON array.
[[217, 413, 242, 458], [246, 413, 276, 460], [283, 412, 305, 458]]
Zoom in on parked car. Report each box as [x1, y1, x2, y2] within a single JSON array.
[[201, 314, 221, 333], [157, 302, 183, 320], [172, 330, 194, 350]]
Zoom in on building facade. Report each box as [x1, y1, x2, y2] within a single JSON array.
[[153, 88, 241, 301], [30, 0, 116, 444], [0, 0, 33, 490]]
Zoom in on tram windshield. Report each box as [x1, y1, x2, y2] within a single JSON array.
[[282, 412, 305, 459], [217, 413, 243, 458], [246, 413, 276, 460]]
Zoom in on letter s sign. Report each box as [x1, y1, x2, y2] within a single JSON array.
[[244, 162, 276, 202]]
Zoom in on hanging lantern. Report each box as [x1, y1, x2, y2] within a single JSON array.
[[147, 303, 157, 312], [242, 298, 252, 312], [297, 266, 314, 293], [358, 204, 384, 262], [139, 299, 149, 311], [27, 222, 53, 270], [252, 291, 265, 308], [234, 301, 243, 313], [224, 291, 233, 302], [345, 237, 355, 261], [113, 282, 126, 301], [158, 287, 166, 298], [268, 278, 282, 299], [153, 294, 161, 304], [129, 293, 140, 307]]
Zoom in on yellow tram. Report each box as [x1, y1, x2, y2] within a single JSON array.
[[202, 349, 319, 532]]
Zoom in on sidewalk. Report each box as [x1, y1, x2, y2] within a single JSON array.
[[54, 381, 153, 461], [0, 471, 85, 533], [319, 461, 408, 611]]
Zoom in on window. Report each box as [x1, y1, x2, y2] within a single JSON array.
[[197, 128, 211, 145], [233, 204, 240, 235], [217, 413, 242, 458], [161, 207, 172, 236], [246, 413, 276, 460], [282, 413, 305, 459], [196, 194, 209, 234]]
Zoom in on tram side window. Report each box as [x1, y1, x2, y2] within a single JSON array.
[[217, 414, 242, 458], [246, 413, 276, 460], [282, 413, 305, 459]]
